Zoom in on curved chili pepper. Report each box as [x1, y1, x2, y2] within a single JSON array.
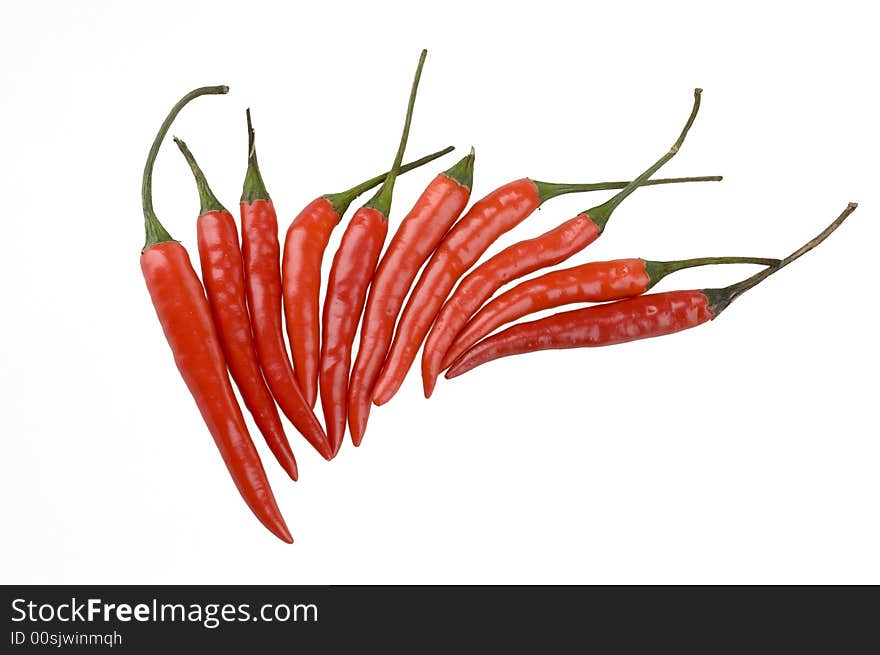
[[321, 49, 428, 455], [447, 204, 857, 379], [443, 256, 780, 370], [241, 110, 332, 460], [347, 148, 475, 446], [282, 146, 454, 409], [421, 89, 707, 395], [174, 137, 298, 481], [140, 86, 292, 543], [373, 90, 718, 405]]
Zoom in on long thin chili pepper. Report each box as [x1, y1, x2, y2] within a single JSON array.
[[447, 203, 858, 379], [346, 148, 476, 445], [373, 90, 717, 405], [443, 255, 780, 370], [282, 146, 454, 409], [347, 170, 720, 445], [241, 110, 332, 460], [320, 49, 428, 455], [422, 89, 706, 396], [140, 86, 292, 543], [174, 137, 298, 481]]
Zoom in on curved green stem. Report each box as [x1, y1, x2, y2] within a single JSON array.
[[324, 144, 454, 216], [241, 108, 270, 203], [644, 256, 780, 289], [141, 85, 228, 250], [582, 88, 703, 231], [704, 202, 859, 316], [173, 137, 225, 215], [533, 175, 722, 203], [364, 49, 427, 217]]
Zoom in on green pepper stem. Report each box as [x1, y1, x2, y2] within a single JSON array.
[[241, 108, 270, 204], [704, 202, 859, 316], [533, 175, 721, 202], [443, 147, 476, 191], [582, 88, 703, 230], [173, 137, 226, 215], [364, 49, 427, 217], [644, 256, 780, 290], [324, 145, 454, 217], [141, 85, 228, 250]]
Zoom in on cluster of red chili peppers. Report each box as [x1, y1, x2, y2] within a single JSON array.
[[140, 51, 858, 543]]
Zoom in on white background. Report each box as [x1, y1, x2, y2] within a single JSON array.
[[1, 0, 877, 584]]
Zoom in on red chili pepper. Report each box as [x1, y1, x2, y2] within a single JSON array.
[[443, 255, 780, 370], [447, 204, 857, 379], [347, 148, 476, 445], [421, 90, 708, 396], [173, 137, 298, 481], [320, 49, 429, 455], [373, 90, 718, 405], [282, 146, 454, 409], [140, 86, 292, 543], [241, 110, 332, 460]]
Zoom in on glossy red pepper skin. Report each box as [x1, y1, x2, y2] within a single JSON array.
[[320, 207, 388, 453], [279, 148, 456, 410], [348, 171, 472, 445], [321, 47, 429, 451], [372, 178, 541, 405], [141, 241, 293, 543], [241, 198, 332, 460], [372, 165, 720, 403], [422, 212, 603, 396], [282, 197, 338, 409], [423, 91, 714, 396], [434, 90, 715, 386], [440, 253, 782, 370], [447, 290, 714, 378], [443, 258, 650, 371], [198, 209, 298, 480], [143, 86, 292, 543]]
